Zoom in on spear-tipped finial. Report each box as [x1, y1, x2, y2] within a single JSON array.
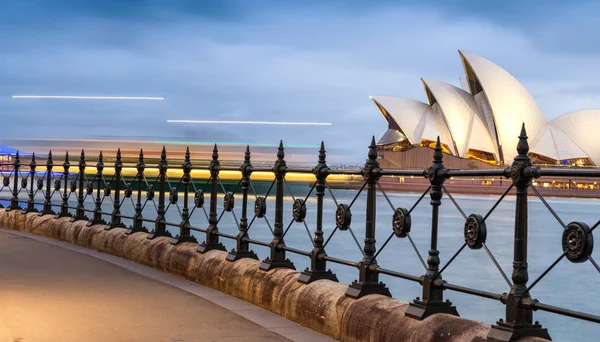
[[517, 122, 529, 157], [80, 149, 85, 159], [185, 146, 190, 162], [244, 145, 251, 162], [433, 136, 443, 164], [65, 151, 69, 160], [31, 152, 36, 161], [318, 141, 326, 164], [212, 144, 219, 161], [277, 140, 285, 160], [139, 148, 144, 160], [367, 136, 378, 161], [30, 153, 36, 167], [99, 151, 103, 161], [116, 148, 122, 160], [160, 146, 167, 161]]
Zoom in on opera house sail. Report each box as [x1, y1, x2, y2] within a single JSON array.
[[372, 50, 599, 169]]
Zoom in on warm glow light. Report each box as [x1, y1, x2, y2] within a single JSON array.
[[167, 120, 332, 126], [13, 95, 164, 100]]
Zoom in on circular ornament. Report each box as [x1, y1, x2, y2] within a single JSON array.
[[392, 207, 411, 238], [562, 221, 594, 263]]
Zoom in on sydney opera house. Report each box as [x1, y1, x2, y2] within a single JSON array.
[[371, 50, 600, 170]]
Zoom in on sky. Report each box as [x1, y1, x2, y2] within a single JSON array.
[[2, 0, 600, 161]]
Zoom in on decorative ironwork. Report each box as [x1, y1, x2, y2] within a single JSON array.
[[562, 222, 594, 263], [197, 144, 226, 252], [346, 136, 390, 299], [124, 183, 133, 198], [147, 146, 171, 239], [464, 214, 487, 250], [254, 196, 266, 218], [169, 187, 178, 204], [223, 192, 234, 212], [392, 207, 411, 238], [335, 204, 352, 231], [405, 137, 458, 319], [194, 190, 204, 208], [292, 199, 306, 222], [2, 122, 597, 341], [259, 140, 295, 271]]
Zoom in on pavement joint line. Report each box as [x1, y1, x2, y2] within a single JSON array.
[[0, 227, 337, 342]]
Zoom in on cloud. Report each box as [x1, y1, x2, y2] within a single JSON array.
[[2, 1, 600, 162]]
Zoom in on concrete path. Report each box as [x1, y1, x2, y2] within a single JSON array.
[[0, 229, 336, 342]]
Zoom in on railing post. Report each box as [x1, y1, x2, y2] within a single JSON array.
[[70, 149, 88, 222], [23, 153, 37, 213], [346, 137, 390, 298], [198, 144, 226, 252], [171, 147, 197, 244], [38, 151, 55, 216], [6, 151, 22, 211], [299, 141, 338, 283], [259, 141, 296, 271], [106, 148, 126, 230], [56, 152, 71, 218], [126, 149, 147, 234], [405, 137, 458, 319], [488, 124, 550, 341], [87, 151, 106, 226], [227, 145, 258, 261], [148, 146, 171, 239]]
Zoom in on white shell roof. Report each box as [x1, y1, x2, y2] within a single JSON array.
[[550, 110, 600, 164], [459, 50, 547, 163], [370, 95, 453, 149], [371, 51, 600, 166], [421, 78, 496, 158]]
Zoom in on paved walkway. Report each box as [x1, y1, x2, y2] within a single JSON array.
[[0, 229, 335, 342]]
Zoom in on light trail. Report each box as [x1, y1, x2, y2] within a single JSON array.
[[167, 120, 332, 126], [12, 95, 164, 100]]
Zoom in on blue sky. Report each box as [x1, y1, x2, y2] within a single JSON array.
[[2, 0, 600, 161]]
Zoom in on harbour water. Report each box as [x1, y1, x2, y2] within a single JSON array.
[[3, 187, 599, 341]]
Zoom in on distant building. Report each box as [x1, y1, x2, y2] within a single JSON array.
[[372, 50, 600, 169]]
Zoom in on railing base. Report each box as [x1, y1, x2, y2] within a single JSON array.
[[87, 219, 107, 227], [38, 209, 55, 217], [226, 249, 258, 262], [197, 242, 226, 253], [405, 299, 459, 320], [487, 321, 551, 341], [298, 269, 338, 284], [69, 214, 88, 223], [105, 223, 127, 231], [147, 230, 172, 239], [170, 235, 198, 245], [345, 281, 391, 299], [55, 212, 72, 219], [21, 208, 38, 215], [259, 258, 295, 271], [124, 226, 148, 235]]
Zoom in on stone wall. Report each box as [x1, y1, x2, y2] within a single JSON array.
[[0, 209, 548, 342]]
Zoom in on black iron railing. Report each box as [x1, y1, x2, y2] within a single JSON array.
[[0, 124, 598, 341]]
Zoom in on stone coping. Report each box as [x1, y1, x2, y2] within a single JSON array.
[[0, 209, 548, 341]]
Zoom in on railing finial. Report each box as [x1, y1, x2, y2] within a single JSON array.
[[517, 122, 529, 158], [244, 144, 251, 162]]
